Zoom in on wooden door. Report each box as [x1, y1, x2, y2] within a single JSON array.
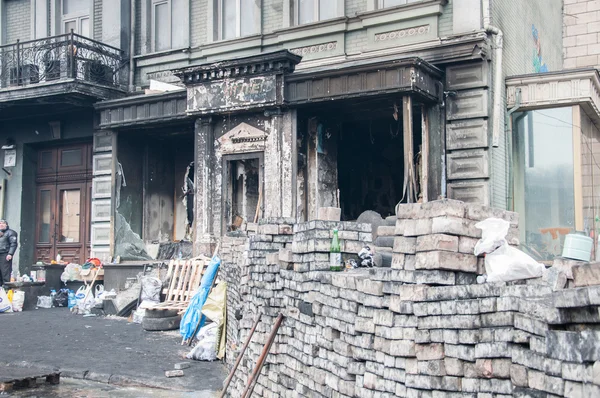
[[35, 143, 92, 264]]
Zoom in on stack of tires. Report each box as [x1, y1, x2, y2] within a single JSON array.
[[142, 309, 181, 331]]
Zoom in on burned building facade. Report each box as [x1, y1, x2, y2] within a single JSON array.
[[2, 0, 598, 270]]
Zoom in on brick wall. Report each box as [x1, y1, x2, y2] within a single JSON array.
[[191, 0, 207, 47], [94, 0, 102, 41], [490, 0, 563, 210], [564, 0, 600, 68], [262, 0, 282, 34], [6, 0, 31, 44], [346, 0, 366, 16]]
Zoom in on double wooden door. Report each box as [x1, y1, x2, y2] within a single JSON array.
[[35, 144, 92, 264]]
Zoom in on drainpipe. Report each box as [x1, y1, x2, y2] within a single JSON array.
[[483, 0, 503, 147], [129, 0, 136, 92]]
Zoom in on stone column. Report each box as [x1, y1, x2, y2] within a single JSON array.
[[194, 117, 217, 256], [90, 130, 117, 263]]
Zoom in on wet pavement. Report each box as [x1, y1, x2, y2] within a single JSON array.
[[0, 308, 225, 393], [6, 378, 218, 397]]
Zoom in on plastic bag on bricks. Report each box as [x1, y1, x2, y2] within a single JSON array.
[[475, 217, 544, 282], [474, 218, 511, 255], [484, 244, 545, 282]]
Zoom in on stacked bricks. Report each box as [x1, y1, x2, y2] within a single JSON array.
[[223, 199, 600, 398], [291, 220, 373, 272], [394, 199, 519, 282], [226, 218, 294, 397], [221, 234, 250, 368]]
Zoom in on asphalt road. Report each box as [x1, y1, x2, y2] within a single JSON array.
[[0, 308, 225, 393]]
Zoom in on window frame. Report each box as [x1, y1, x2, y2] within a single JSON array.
[[61, 0, 92, 37], [216, 0, 260, 41], [151, 0, 172, 52], [292, 0, 342, 26]]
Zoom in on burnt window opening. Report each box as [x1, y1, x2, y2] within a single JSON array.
[[225, 156, 262, 231], [115, 130, 194, 261], [298, 98, 424, 222]]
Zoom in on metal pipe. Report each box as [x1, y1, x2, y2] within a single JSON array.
[[219, 314, 262, 398], [129, 0, 136, 91], [240, 313, 284, 398], [483, 0, 504, 148]]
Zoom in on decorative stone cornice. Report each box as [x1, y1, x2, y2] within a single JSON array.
[[173, 50, 302, 86], [506, 68, 600, 123]]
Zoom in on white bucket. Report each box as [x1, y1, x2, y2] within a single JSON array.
[[562, 233, 593, 262]]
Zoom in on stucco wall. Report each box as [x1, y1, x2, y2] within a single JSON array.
[[0, 111, 94, 275]]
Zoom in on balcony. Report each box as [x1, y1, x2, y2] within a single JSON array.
[[0, 32, 126, 116]]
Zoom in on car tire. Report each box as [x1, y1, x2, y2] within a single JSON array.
[[142, 315, 181, 331], [144, 309, 179, 318]]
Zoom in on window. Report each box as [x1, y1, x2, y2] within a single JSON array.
[[295, 0, 338, 25], [151, 0, 188, 51], [218, 0, 259, 40], [512, 107, 576, 261], [62, 0, 91, 37]]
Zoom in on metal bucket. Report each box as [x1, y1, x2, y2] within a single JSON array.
[[562, 232, 593, 262]]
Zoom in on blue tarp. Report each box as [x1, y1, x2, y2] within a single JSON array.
[[180, 255, 221, 340]]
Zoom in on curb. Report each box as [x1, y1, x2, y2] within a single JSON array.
[[0, 361, 193, 392]]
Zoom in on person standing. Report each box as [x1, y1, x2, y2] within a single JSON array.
[[0, 219, 17, 287]]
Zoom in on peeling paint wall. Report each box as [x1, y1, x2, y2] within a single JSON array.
[[193, 110, 297, 255]]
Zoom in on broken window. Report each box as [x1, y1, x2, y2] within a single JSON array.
[[223, 155, 262, 231], [297, 97, 425, 221], [115, 130, 194, 261]]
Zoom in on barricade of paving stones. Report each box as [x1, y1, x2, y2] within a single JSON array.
[[224, 200, 600, 397]]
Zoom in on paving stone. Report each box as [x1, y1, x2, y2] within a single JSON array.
[[416, 234, 459, 253], [415, 343, 445, 360], [415, 251, 477, 273], [572, 262, 600, 287]]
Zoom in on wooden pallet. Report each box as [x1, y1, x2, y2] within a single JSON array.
[[0, 369, 60, 392], [146, 259, 208, 312]]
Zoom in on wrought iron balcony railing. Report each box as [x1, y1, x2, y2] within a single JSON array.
[[0, 31, 125, 90]]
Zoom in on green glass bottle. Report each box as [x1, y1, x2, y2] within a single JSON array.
[[330, 228, 342, 272]]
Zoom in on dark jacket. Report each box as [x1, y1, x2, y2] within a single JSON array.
[[0, 229, 18, 255]]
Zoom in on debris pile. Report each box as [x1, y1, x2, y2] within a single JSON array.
[[222, 199, 600, 397]]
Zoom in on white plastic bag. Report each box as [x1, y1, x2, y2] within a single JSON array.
[[474, 218, 510, 256], [37, 296, 53, 308], [475, 217, 545, 283], [485, 244, 545, 282], [186, 323, 218, 361], [0, 289, 12, 313], [60, 263, 82, 284], [11, 290, 24, 312], [94, 284, 105, 305]]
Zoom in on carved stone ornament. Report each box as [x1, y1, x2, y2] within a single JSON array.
[[218, 122, 268, 155]]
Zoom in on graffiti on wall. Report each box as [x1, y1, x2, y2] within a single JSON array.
[[532, 25, 548, 73]]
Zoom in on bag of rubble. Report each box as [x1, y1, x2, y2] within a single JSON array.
[[475, 218, 545, 283], [140, 276, 162, 304], [186, 323, 218, 361]]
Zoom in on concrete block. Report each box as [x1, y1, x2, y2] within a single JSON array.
[[431, 216, 481, 238], [572, 262, 600, 287], [444, 357, 464, 376], [415, 343, 445, 360], [458, 236, 479, 254], [416, 234, 459, 252], [404, 218, 433, 236], [393, 236, 417, 254], [165, 370, 184, 378], [415, 251, 477, 273], [417, 359, 446, 376], [318, 207, 341, 221]]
